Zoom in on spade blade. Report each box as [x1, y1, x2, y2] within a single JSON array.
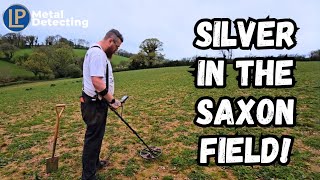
[[46, 156, 59, 173]]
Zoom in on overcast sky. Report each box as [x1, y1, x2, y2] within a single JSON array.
[[1, 0, 319, 59]]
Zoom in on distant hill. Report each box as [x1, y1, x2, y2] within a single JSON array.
[[13, 48, 130, 65], [0, 48, 130, 84], [73, 49, 130, 65]]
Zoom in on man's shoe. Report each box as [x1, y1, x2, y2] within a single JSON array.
[[97, 160, 110, 170]]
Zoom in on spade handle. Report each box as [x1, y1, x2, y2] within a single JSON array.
[[52, 104, 66, 158]]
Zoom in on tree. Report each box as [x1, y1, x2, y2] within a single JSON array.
[[45, 36, 55, 45], [118, 60, 130, 69], [0, 43, 18, 60], [16, 33, 25, 48], [34, 36, 39, 46], [50, 43, 75, 77], [23, 52, 52, 78], [12, 53, 29, 65], [139, 38, 164, 66], [1, 33, 25, 48], [72, 39, 77, 47], [2, 33, 17, 45], [129, 52, 148, 69], [54, 35, 62, 42], [310, 49, 320, 61], [116, 49, 134, 58], [65, 64, 82, 78], [74, 57, 84, 70], [85, 41, 90, 48], [58, 37, 74, 47], [34, 46, 54, 59], [28, 42, 76, 78], [45, 35, 63, 45], [77, 39, 86, 48], [25, 35, 38, 48]]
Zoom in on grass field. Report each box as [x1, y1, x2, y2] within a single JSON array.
[[12, 49, 33, 58], [0, 62, 319, 179], [0, 60, 34, 79]]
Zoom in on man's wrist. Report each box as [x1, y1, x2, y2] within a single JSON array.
[[109, 98, 115, 104]]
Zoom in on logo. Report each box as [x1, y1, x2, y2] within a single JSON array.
[[3, 4, 30, 32]]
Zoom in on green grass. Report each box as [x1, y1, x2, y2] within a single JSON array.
[[188, 170, 213, 180], [162, 176, 174, 180], [12, 49, 33, 58], [303, 136, 320, 149], [123, 158, 140, 177], [0, 60, 34, 79], [0, 62, 319, 179], [111, 54, 130, 65], [72, 48, 87, 57]]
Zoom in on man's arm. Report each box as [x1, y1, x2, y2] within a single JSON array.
[[92, 76, 121, 108]]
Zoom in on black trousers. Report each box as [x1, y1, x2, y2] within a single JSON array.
[[81, 92, 108, 180]]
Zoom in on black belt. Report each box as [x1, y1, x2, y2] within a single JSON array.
[[81, 91, 102, 103]]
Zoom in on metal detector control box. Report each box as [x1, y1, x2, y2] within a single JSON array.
[[120, 95, 129, 103]]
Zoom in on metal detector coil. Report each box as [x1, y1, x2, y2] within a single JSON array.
[[139, 146, 162, 159]]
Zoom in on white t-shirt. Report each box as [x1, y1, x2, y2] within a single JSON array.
[[82, 44, 114, 98]]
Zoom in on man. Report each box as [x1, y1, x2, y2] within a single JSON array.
[[81, 29, 123, 180]]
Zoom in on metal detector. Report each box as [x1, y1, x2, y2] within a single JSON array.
[[108, 96, 162, 160]]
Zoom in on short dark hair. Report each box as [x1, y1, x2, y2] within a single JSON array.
[[105, 29, 123, 42]]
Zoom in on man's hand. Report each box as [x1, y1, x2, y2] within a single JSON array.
[[110, 99, 122, 110]]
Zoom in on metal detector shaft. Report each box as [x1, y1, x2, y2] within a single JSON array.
[[108, 105, 157, 157]]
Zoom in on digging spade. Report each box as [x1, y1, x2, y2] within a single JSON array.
[[46, 104, 66, 173]]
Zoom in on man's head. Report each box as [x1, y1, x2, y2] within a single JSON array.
[[100, 29, 123, 59]]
